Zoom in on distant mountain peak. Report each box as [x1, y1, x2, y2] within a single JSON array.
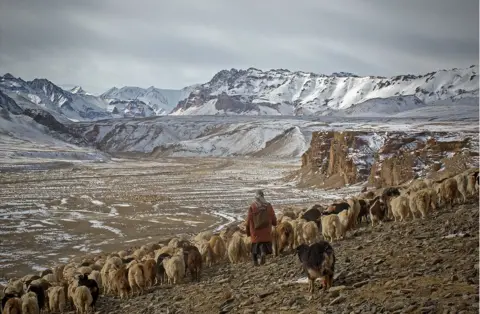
[[3, 73, 16, 80], [330, 71, 359, 77], [0, 74, 112, 121], [103, 87, 119, 94], [70, 86, 87, 95], [100, 84, 196, 113]]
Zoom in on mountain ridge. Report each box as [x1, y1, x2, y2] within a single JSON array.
[[171, 64, 479, 116], [100, 85, 197, 115], [0, 74, 111, 121], [1, 64, 478, 121]]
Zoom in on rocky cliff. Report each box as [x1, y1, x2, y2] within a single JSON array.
[[297, 130, 478, 188]]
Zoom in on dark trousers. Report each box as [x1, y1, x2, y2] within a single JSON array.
[[251, 242, 272, 264]]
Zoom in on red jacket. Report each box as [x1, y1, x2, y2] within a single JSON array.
[[245, 201, 277, 243]]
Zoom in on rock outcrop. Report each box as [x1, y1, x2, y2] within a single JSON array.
[[299, 131, 376, 188], [298, 130, 477, 188]]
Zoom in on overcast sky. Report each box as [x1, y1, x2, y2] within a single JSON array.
[[0, 0, 478, 95]]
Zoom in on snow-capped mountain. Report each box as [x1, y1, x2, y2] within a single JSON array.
[[333, 95, 428, 117], [2, 64, 478, 121], [171, 65, 479, 116], [107, 99, 156, 118], [0, 90, 23, 115], [101, 85, 196, 115], [0, 74, 111, 121], [70, 86, 89, 95], [0, 90, 89, 145]]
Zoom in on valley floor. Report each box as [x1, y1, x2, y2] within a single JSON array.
[[96, 201, 479, 314], [0, 157, 360, 280]]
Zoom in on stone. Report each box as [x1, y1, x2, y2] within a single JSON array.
[[387, 302, 405, 311], [257, 291, 274, 299], [328, 285, 347, 293], [329, 290, 340, 298], [329, 296, 346, 306], [334, 270, 346, 280], [353, 280, 369, 288]]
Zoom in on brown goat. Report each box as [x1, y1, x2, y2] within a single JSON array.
[[186, 247, 203, 282], [273, 221, 294, 256], [112, 265, 129, 299], [208, 235, 226, 264], [3, 297, 22, 314], [142, 259, 157, 289], [441, 177, 458, 209]]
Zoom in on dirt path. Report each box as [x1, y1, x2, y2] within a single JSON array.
[[90, 201, 479, 314]]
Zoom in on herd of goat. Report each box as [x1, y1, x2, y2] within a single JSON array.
[[1, 167, 478, 313]]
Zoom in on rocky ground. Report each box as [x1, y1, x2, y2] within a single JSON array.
[[86, 200, 479, 314]]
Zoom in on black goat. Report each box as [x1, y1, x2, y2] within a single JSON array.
[[77, 274, 99, 311], [357, 199, 370, 224], [302, 205, 323, 222], [26, 283, 46, 312], [24, 275, 41, 288], [122, 257, 136, 264], [296, 241, 336, 294], [39, 269, 53, 277], [322, 202, 350, 215], [382, 187, 401, 198]]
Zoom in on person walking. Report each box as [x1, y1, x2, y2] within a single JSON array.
[[245, 189, 277, 266]]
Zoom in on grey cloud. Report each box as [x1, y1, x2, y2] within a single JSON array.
[[0, 0, 477, 95]]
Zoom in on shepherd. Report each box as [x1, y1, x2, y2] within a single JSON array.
[[245, 189, 277, 266]]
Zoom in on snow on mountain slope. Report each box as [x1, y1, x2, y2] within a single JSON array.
[[0, 113, 108, 164], [391, 101, 479, 119], [101, 85, 196, 115], [252, 126, 307, 157], [70, 86, 87, 95], [171, 97, 294, 116], [0, 90, 23, 115], [171, 65, 478, 116], [333, 95, 429, 117], [155, 122, 300, 157], [71, 111, 478, 159], [108, 99, 156, 118], [77, 116, 313, 157], [0, 91, 108, 163], [0, 74, 111, 121], [79, 117, 208, 153], [2, 64, 477, 121]]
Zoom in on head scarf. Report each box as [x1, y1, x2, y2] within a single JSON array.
[[254, 189, 268, 206]]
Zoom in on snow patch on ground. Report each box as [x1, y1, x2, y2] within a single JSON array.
[[108, 207, 119, 216], [89, 220, 124, 236]]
